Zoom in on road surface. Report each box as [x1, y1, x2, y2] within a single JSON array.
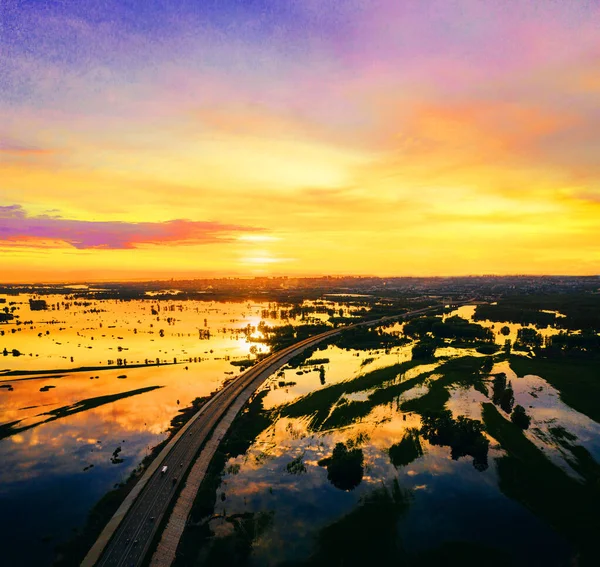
[[90, 302, 455, 566]]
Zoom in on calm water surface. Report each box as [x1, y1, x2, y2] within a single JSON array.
[[0, 295, 344, 566], [178, 308, 599, 566]]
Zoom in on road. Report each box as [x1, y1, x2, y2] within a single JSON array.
[[92, 302, 454, 567]]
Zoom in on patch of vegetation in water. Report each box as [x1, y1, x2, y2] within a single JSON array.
[[388, 428, 424, 468], [280, 360, 424, 431], [548, 425, 577, 442], [255, 323, 331, 352], [282, 355, 491, 433], [541, 330, 600, 359], [420, 410, 489, 471], [321, 398, 375, 430], [333, 325, 408, 351], [405, 315, 494, 342], [285, 453, 307, 475], [401, 356, 488, 415], [509, 355, 600, 424], [411, 340, 437, 360], [475, 293, 600, 332], [298, 357, 329, 367], [285, 342, 329, 368], [475, 343, 501, 355], [482, 403, 600, 566], [474, 304, 557, 327], [510, 405, 531, 429], [491, 372, 514, 414], [0, 361, 180, 377], [317, 441, 364, 491]]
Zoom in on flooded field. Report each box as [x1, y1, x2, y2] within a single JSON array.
[[2, 293, 599, 566], [0, 294, 354, 566], [174, 305, 600, 567]]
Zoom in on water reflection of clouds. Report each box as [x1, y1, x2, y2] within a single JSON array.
[[446, 385, 489, 421], [0, 295, 297, 373], [204, 336, 587, 566], [212, 400, 535, 566], [260, 343, 422, 411], [492, 361, 600, 472], [0, 396, 167, 488]]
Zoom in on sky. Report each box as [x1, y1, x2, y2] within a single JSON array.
[[1, 0, 599, 282]]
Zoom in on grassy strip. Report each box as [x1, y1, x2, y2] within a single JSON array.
[[0, 362, 180, 378], [0, 375, 67, 383], [401, 356, 487, 415], [509, 355, 600, 424], [280, 360, 423, 430], [282, 356, 488, 431], [482, 403, 600, 565]]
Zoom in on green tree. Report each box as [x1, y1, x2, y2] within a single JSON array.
[[412, 340, 436, 360], [511, 405, 531, 429], [318, 442, 364, 491]]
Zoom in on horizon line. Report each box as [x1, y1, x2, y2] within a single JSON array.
[[1, 273, 599, 287]]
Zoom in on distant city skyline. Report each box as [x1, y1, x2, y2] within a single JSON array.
[[2, 0, 599, 280]]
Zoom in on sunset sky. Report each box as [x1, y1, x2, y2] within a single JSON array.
[[1, 0, 599, 281]]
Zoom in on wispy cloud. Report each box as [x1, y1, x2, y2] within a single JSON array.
[[0, 205, 263, 249], [0, 140, 54, 156]]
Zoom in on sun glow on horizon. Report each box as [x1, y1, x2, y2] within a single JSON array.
[[1, 1, 599, 279]]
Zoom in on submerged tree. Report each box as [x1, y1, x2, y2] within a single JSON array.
[[492, 373, 514, 413], [516, 327, 543, 349], [318, 442, 364, 491], [511, 405, 531, 429], [499, 381, 515, 414], [491, 373, 507, 402], [420, 411, 489, 471], [412, 340, 437, 360], [480, 356, 494, 374], [389, 428, 423, 468]]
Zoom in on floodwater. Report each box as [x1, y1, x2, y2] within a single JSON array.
[[2, 297, 597, 566], [0, 294, 350, 566], [177, 309, 599, 567]]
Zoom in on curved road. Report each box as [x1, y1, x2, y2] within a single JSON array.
[[91, 302, 453, 567]]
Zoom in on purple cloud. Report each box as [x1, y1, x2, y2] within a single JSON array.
[[0, 205, 262, 249], [0, 140, 54, 155]]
